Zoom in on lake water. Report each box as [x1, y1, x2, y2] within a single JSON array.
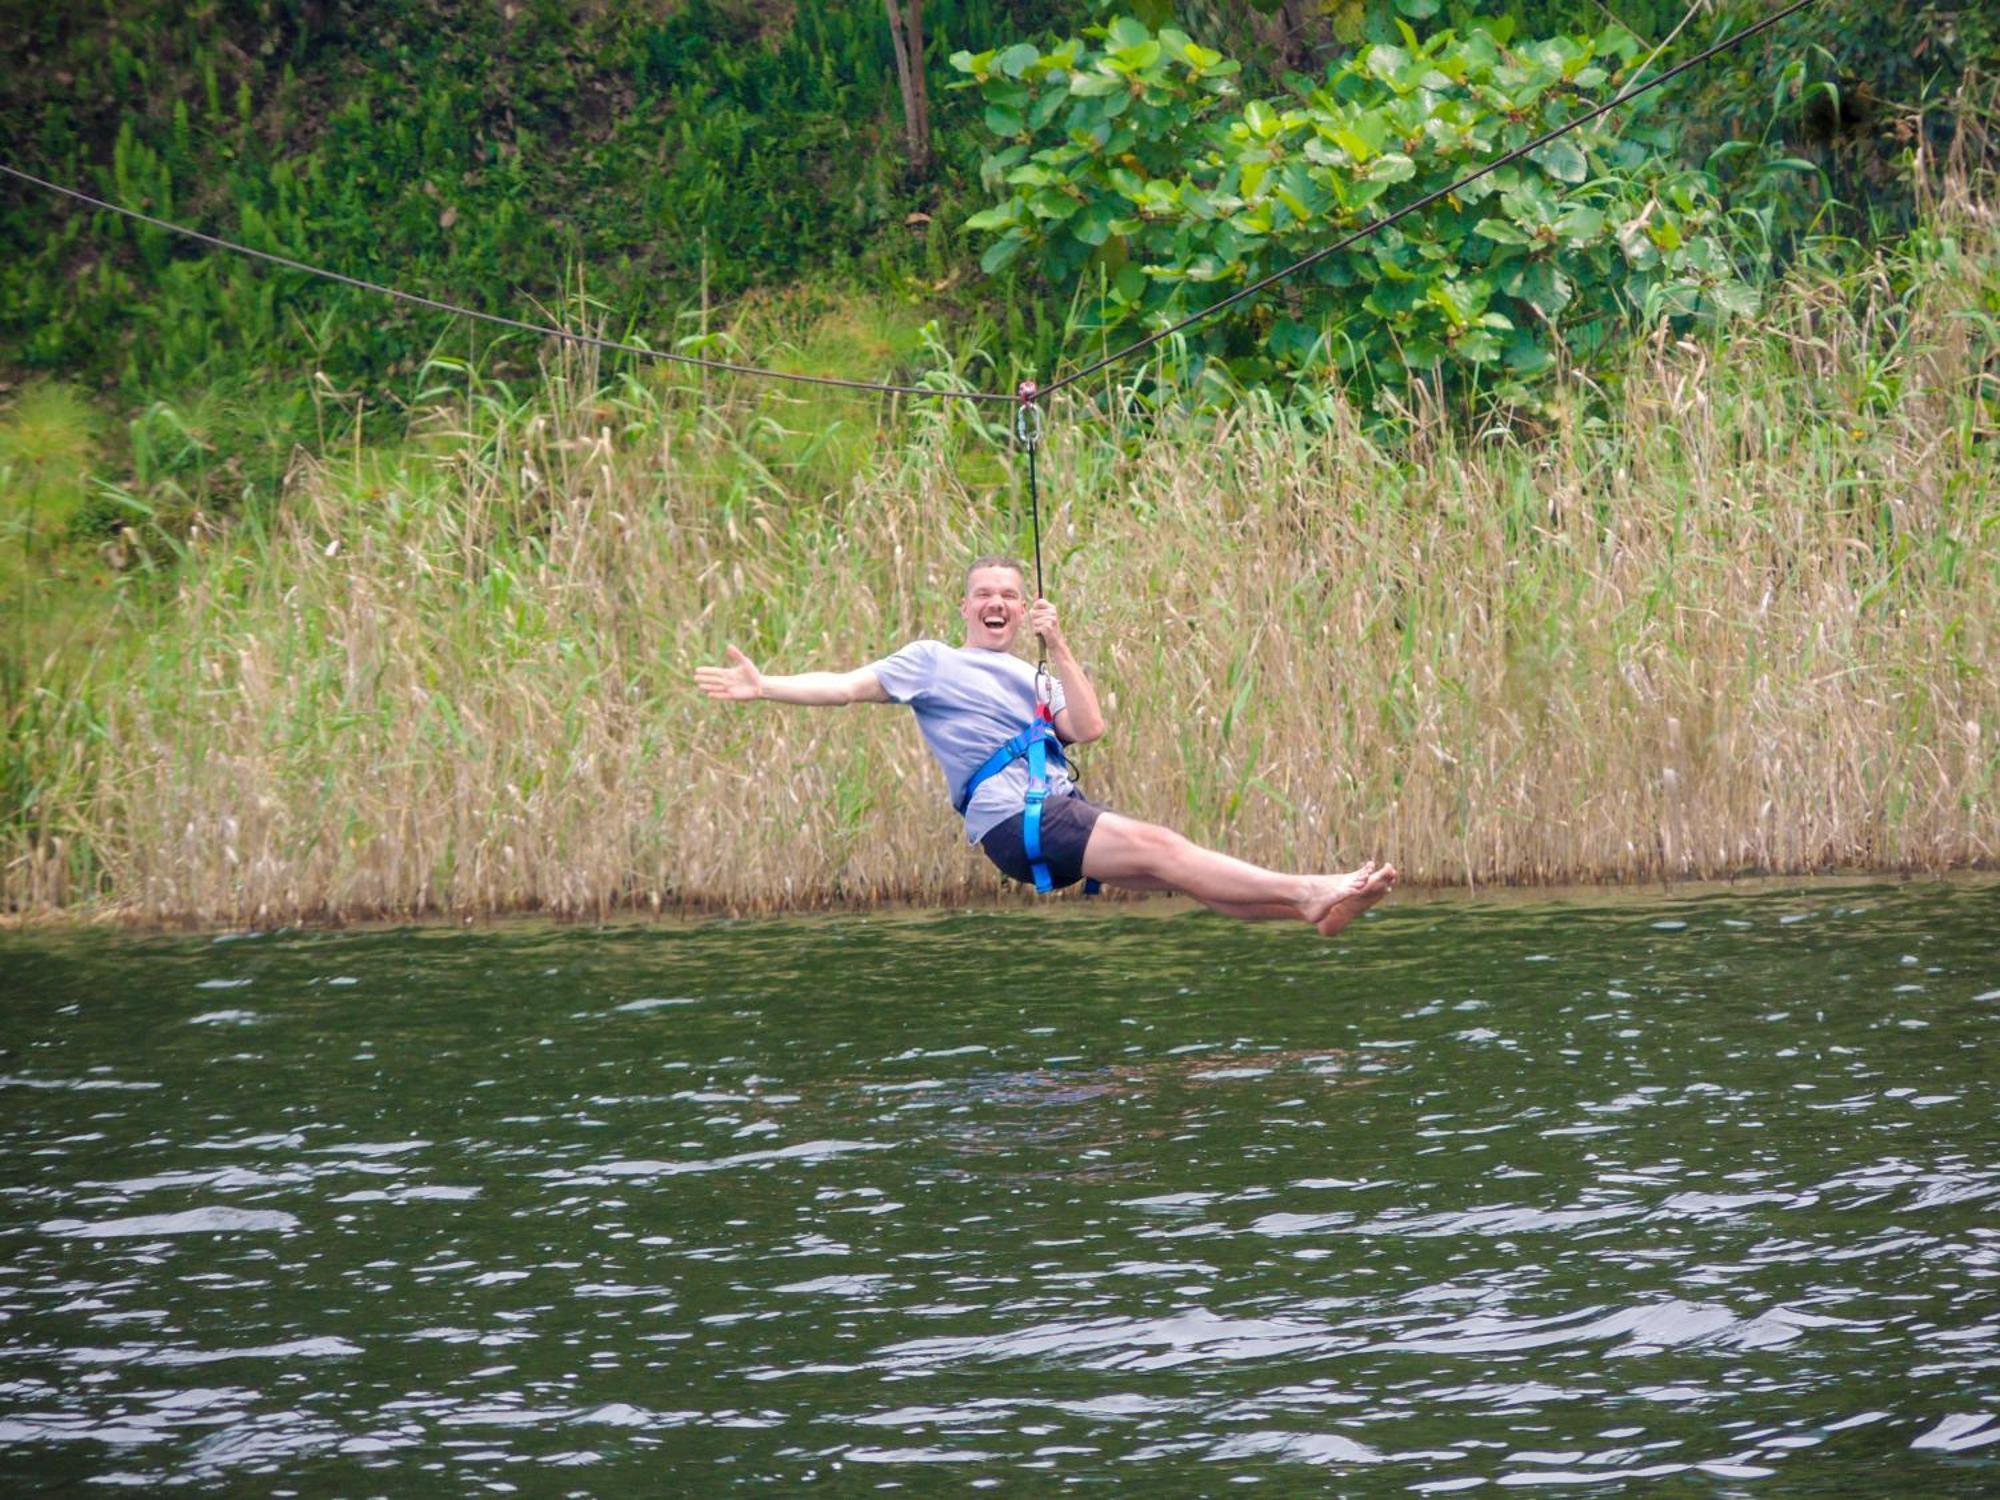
[[2, 882, 1996, 1495]]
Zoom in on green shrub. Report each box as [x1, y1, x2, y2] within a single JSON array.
[[955, 12, 1761, 406]]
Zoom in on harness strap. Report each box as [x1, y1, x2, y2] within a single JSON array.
[[955, 709, 1075, 894], [1022, 725, 1053, 894], [953, 719, 1067, 815]]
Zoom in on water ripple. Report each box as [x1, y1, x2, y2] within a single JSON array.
[[1, 883, 1994, 1493]]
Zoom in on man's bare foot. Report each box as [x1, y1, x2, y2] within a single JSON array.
[[1304, 860, 1398, 937]]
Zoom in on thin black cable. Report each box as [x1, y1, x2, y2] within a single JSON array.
[[1013, 382, 1051, 665], [1027, 437, 1046, 604], [0, 161, 1015, 404], [1043, 0, 1819, 397]]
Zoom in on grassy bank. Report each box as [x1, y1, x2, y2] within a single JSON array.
[[6, 185, 1997, 923]]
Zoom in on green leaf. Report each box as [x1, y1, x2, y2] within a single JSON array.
[[984, 104, 1025, 137], [1555, 204, 1605, 243], [1502, 176, 1558, 223], [1029, 187, 1081, 221], [1364, 45, 1411, 86], [1070, 199, 1118, 246], [1708, 281, 1761, 318], [1267, 316, 1321, 364], [1650, 278, 1703, 318], [1245, 100, 1279, 140], [997, 43, 1041, 79], [1474, 217, 1530, 244], [1455, 329, 1502, 362], [1506, 329, 1553, 373], [1595, 22, 1642, 64], [1231, 204, 1273, 236], [1373, 245, 1418, 283], [1511, 261, 1573, 318], [963, 204, 1020, 232], [1329, 127, 1376, 164], [1428, 278, 1480, 326], [1069, 69, 1122, 98], [1530, 138, 1587, 184], [1110, 39, 1162, 71], [1394, 0, 1440, 18], [980, 230, 1028, 274], [1106, 16, 1152, 50], [1368, 153, 1416, 183]]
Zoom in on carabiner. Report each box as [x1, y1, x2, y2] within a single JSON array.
[[1013, 380, 1044, 449]]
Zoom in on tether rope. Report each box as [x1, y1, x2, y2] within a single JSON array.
[[2, 0, 1813, 411]]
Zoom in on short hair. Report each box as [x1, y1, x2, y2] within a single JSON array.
[[964, 555, 1028, 592]]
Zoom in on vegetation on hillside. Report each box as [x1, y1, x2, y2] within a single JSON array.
[[6, 177, 1996, 918], [3, 2, 1989, 411], [2, 1, 1996, 916]]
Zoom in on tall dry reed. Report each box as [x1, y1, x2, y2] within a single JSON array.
[[8, 188, 1997, 922]]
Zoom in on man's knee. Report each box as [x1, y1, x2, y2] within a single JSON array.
[[1105, 815, 1186, 867]]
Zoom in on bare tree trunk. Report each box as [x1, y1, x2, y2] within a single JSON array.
[[906, 0, 929, 169], [882, 0, 931, 177]]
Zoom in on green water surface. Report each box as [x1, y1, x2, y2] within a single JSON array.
[[2, 882, 1996, 1495]]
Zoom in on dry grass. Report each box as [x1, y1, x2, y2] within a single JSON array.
[[7, 195, 1997, 923]]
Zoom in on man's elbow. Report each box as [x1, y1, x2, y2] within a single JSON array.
[[839, 670, 888, 706]]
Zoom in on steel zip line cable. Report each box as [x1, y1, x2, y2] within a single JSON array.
[[1040, 0, 1820, 397], [0, 161, 1015, 404], [2, 0, 1815, 406]]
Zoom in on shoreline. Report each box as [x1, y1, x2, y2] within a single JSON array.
[[6, 866, 1991, 939]]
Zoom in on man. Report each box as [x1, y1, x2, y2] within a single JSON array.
[[694, 557, 1396, 934]]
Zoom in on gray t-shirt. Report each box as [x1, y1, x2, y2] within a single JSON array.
[[872, 639, 1077, 843]]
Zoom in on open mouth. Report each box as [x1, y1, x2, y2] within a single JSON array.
[[982, 611, 1010, 630]]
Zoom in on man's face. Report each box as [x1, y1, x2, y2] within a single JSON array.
[[960, 565, 1027, 651]]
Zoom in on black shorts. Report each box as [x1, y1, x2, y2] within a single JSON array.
[[978, 794, 1107, 891]]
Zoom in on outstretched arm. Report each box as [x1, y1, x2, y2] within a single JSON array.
[[694, 646, 889, 706], [1032, 599, 1106, 744]]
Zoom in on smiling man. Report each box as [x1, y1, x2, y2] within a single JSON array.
[[694, 556, 1395, 934]]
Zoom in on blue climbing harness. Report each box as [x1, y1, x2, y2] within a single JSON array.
[[960, 387, 1099, 895], [953, 692, 1069, 894]]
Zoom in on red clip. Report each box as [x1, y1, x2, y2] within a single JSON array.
[[1017, 379, 1038, 405]]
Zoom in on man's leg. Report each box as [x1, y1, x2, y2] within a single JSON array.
[[1106, 872, 1299, 922], [1081, 811, 1396, 935]]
